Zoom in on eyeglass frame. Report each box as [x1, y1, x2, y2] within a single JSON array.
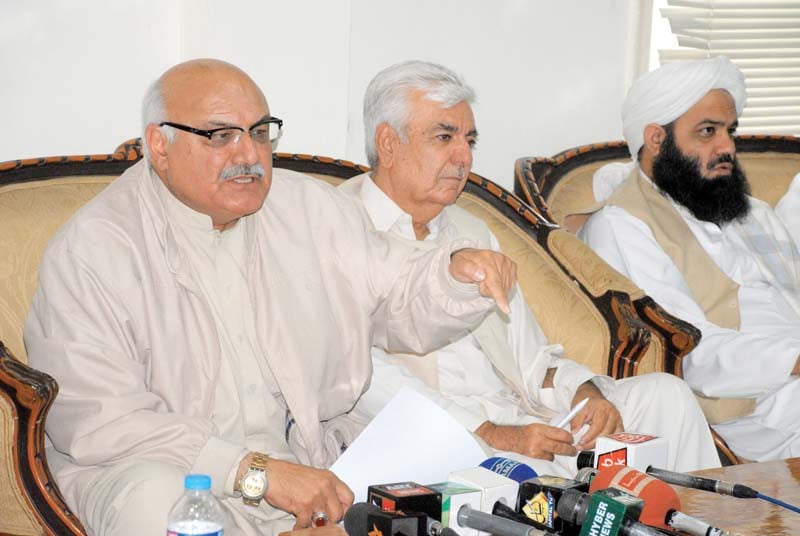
[[159, 116, 283, 145]]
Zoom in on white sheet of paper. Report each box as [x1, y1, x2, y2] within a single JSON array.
[[330, 386, 488, 502]]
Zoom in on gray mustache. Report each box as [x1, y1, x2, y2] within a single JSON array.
[[219, 164, 266, 181]]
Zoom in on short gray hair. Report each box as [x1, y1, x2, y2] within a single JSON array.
[[363, 60, 475, 169], [140, 76, 176, 162]]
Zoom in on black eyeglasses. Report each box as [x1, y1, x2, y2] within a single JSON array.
[[159, 117, 283, 148]]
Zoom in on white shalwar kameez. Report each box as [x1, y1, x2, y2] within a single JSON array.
[[342, 174, 720, 474], [580, 172, 800, 461]]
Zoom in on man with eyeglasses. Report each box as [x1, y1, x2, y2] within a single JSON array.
[[24, 58, 517, 536]]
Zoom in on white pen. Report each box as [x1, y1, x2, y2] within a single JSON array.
[[556, 397, 589, 429]]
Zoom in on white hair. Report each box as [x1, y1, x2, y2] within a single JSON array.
[[140, 76, 176, 162], [363, 60, 475, 168]]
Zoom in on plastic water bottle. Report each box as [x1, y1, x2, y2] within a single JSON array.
[[167, 474, 226, 536]]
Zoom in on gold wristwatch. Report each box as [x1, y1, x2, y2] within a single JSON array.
[[240, 452, 270, 506]]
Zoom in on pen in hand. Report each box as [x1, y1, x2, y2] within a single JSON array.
[[556, 397, 589, 429]]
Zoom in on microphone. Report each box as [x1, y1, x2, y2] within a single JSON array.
[[426, 482, 482, 534], [456, 504, 547, 536], [479, 457, 538, 483], [646, 465, 800, 515], [428, 518, 460, 536], [515, 475, 588, 533], [490, 501, 559, 534], [645, 466, 757, 498], [576, 433, 667, 473], [588, 465, 680, 529], [665, 510, 731, 536], [368, 482, 442, 521], [343, 502, 461, 536], [344, 502, 427, 536], [556, 488, 663, 536], [448, 467, 519, 514], [589, 465, 730, 535]]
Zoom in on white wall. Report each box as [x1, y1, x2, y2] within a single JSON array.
[[0, 0, 639, 189]]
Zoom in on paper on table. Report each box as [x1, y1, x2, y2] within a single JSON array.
[[330, 386, 488, 503]]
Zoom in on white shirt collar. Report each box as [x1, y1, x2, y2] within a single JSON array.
[[359, 174, 450, 241]]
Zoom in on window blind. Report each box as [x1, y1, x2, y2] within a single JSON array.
[[658, 0, 800, 135]]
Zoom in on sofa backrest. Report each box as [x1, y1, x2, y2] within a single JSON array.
[[514, 135, 800, 226]]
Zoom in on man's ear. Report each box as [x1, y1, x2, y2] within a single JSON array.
[[375, 123, 400, 168], [642, 123, 666, 158], [145, 123, 170, 175]]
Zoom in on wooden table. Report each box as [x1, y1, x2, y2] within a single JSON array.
[[675, 457, 800, 535]]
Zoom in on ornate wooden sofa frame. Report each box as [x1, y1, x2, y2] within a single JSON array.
[[0, 140, 691, 535], [514, 134, 800, 464]]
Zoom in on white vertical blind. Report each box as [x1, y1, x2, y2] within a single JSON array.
[[658, 0, 800, 135]]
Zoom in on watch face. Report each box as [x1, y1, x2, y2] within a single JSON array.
[[242, 471, 267, 498]]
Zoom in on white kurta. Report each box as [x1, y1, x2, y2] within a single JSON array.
[[580, 171, 800, 461], [342, 174, 720, 474], [24, 161, 496, 536], [776, 172, 800, 249]]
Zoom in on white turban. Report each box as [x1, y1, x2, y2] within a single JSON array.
[[622, 56, 746, 160]]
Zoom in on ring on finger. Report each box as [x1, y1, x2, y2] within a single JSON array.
[[311, 511, 329, 527]]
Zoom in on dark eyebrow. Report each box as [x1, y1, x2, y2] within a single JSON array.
[[697, 118, 738, 129]]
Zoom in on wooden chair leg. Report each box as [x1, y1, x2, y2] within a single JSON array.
[[711, 428, 742, 466]]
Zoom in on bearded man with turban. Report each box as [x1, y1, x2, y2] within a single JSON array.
[[577, 56, 800, 462]]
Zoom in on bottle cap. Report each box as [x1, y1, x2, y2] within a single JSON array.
[[184, 474, 212, 490]]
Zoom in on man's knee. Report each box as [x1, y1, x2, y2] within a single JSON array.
[[630, 372, 694, 400], [616, 372, 700, 418], [84, 460, 186, 536]]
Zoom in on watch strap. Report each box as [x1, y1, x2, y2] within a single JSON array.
[[241, 452, 270, 506]]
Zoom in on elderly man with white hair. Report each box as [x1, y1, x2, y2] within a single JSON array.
[[577, 56, 800, 461], [340, 60, 721, 477]]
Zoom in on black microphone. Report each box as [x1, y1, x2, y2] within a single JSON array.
[[645, 466, 758, 498], [556, 488, 664, 536], [490, 501, 550, 531], [344, 502, 426, 536], [343, 501, 461, 536], [456, 504, 548, 536]]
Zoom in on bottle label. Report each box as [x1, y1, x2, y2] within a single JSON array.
[[167, 521, 223, 536], [167, 530, 223, 536]]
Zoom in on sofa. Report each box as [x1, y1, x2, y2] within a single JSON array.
[[513, 135, 800, 227], [514, 134, 800, 462], [0, 139, 696, 535]]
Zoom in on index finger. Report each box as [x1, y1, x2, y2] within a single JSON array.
[[481, 279, 511, 315]]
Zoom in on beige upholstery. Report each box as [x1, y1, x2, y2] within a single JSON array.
[[0, 397, 40, 535], [0, 142, 676, 533], [0, 178, 113, 363], [459, 195, 617, 372]]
